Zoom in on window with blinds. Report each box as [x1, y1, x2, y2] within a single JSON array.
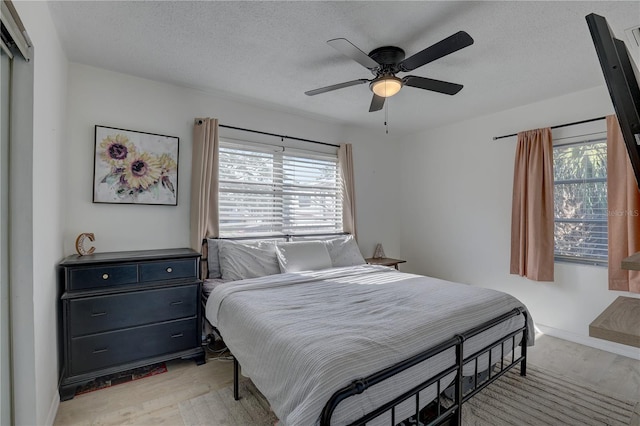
[[553, 138, 608, 265], [218, 140, 343, 237]]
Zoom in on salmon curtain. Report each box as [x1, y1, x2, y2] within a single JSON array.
[[338, 144, 357, 240], [606, 115, 640, 293], [190, 118, 219, 252], [510, 128, 555, 281]]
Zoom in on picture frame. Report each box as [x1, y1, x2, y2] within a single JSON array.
[[93, 125, 179, 206]]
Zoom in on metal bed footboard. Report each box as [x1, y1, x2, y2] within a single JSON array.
[[317, 307, 529, 426]]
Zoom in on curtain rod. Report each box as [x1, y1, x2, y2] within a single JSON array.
[[493, 116, 606, 140], [218, 123, 340, 148]]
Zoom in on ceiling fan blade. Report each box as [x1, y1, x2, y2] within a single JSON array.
[[305, 79, 370, 96], [403, 76, 463, 95], [399, 31, 474, 72], [369, 94, 385, 112], [327, 38, 380, 69]]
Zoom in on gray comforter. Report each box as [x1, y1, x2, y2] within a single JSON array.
[[206, 265, 534, 426]]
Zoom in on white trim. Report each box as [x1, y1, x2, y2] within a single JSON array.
[[536, 323, 640, 360], [45, 392, 60, 426]]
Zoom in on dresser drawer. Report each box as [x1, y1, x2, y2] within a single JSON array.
[[140, 259, 197, 282], [69, 265, 138, 291], [69, 284, 198, 337], [70, 318, 198, 375]]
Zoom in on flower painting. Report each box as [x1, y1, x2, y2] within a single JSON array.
[[93, 126, 179, 205]]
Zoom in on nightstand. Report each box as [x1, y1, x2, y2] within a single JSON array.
[[365, 257, 406, 270]]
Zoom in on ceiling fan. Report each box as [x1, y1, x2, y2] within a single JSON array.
[[305, 31, 474, 112]]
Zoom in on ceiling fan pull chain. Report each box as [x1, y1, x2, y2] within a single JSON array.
[[385, 101, 389, 134]]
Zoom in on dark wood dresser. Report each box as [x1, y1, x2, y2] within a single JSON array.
[[58, 248, 205, 400]]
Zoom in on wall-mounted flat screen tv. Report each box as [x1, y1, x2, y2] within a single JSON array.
[[586, 13, 640, 189]]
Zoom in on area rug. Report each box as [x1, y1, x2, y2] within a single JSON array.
[[459, 365, 637, 426], [75, 362, 167, 396], [179, 364, 637, 425]]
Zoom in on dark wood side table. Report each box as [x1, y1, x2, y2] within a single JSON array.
[[365, 257, 406, 270]]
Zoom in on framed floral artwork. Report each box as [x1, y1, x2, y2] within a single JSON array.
[[93, 125, 179, 205]]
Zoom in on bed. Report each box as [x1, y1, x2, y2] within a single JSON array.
[[203, 235, 533, 426]]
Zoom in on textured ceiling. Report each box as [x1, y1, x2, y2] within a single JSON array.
[[48, 1, 640, 136]]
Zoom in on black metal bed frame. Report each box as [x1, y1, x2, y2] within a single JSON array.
[[206, 235, 528, 425], [232, 307, 528, 426]]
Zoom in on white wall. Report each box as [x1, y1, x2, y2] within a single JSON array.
[[64, 63, 401, 259], [399, 86, 639, 359], [11, 1, 68, 425]]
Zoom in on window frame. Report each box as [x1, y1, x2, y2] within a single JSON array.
[[217, 139, 343, 238]]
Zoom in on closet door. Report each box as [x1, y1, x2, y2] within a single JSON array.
[[0, 47, 11, 426]]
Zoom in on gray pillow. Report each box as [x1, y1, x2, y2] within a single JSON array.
[[217, 240, 280, 281], [324, 235, 366, 267], [206, 239, 222, 279]]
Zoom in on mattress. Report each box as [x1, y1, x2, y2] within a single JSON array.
[[206, 265, 534, 426]]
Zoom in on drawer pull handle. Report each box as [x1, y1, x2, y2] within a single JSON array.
[[166, 267, 173, 273], [93, 348, 108, 354], [171, 333, 184, 339], [91, 312, 107, 317], [170, 301, 183, 306], [102, 273, 109, 280]]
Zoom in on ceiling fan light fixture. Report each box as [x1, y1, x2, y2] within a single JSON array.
[[371, 76, 402, 98]]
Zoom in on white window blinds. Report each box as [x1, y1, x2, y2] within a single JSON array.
[[218, 140, 343, 237], [553, 138, 608, 264]]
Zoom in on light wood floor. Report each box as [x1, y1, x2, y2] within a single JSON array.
[[54, 334, 640, 425]]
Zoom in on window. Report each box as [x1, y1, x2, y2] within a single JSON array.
[[553, 138, 607, 265], [218, 140, 343, 237]]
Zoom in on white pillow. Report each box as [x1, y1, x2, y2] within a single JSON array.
[[275, 241, 332, 273], [217, 240, 280, 281], [324, 235, 366, 267]]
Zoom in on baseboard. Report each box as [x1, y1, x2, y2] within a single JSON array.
[[536, 323, 640, 360], [45, 391, 60, 426]]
